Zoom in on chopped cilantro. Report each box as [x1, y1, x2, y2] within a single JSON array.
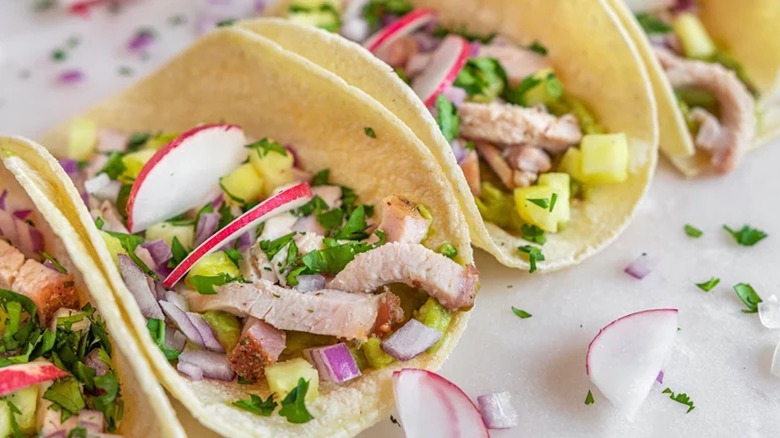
[[528, 40, 547, 55], [126, 132, 151, 151], [394, 67, 410, 84], [432, 25, 495, 43], [260, 233, 296, 261], [51, 48, 66, 62], [41, 252, 67, 273], [170, 236, 188, 265], [437, 243, 458, 259], [146, 318, 181, 360], [279, 378, 314, 424], [44, 378, 86, 420], [435, 95, 459, 143], [362, 0, 413, 32], [662, 387, 695, 413], [334, 205, 370, 240], [225, 248, 243, 266], [105, 230, 157, 279], [723, 224, 767, 246], [684, 224, 703, 238], [364, 127, 376, 138], [511, 307, 532, 319], [733, 283, 762, 313], [99, 151, 126, 180], [518, 245, 544, 273], [696, 277, 720, 292], [636, 13, 673, 34], [584, 390, 595, 405], [527, 197, 550, 209], [246, 138, 288, 158], [311, 169, 330, 186], [549, 193, 558, 212], [68, 428, 87, 438], [217, 18, 237, 27], [7, 400, 23, 438], [189, 273, 239, 295], [454, 57, 508, 102], [232, 394, 278, 416], [118, 66, 134, 76], [521, 224, 546, 245], [301, 242, 373, 275]]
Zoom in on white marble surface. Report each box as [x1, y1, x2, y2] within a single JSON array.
[[1, 1, 779, 436]]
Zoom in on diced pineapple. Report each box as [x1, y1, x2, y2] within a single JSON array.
[[514, 185, 559, 232], [120, 149, 157, 181], [537, 172, 571, 229], [101, 231, 127, 264], [8, 386, 38, 434], [67, 119, 97, 160], [580, 133, 629, 185], [673, 13, 716, 59], [249, 148, 295, 197], [220, 163, 264, 205], [145, 222, 194, 249], [265, 358, 320, 402], [557, 147, 584, 181], [185, 251, 240, 287], [0, 400, 9, 438]]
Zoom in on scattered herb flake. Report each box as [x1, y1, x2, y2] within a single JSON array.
[[527, 197, 550, 209], [696, 277, 720, 292], [41, 252, 67, 273], [528, 40, 548, 55], [636, 13, 673, 34], [364, 127, 376, 138], [168, 14, 187, 26], [118, 66, 133, 76], [51, 48, 66, 62], [390, 415, 400, 427], [662, 387, 695, 413], [146, 319, 180, 361], [520, 224, 546, 245], [733, 283, 762, 313], [217, 18, 237, 27], [232, 394, 277, 416], [518, 245, 545, 273], [584, 390, 595, 405], [684, 224, 703, 238], [189, 273, 239, 295], [435, 94, 459, 142], [549, 193, 558, 212], [437, 243, 458, 259], [723, 224, 767, 246], [511, 307, 532, 319]]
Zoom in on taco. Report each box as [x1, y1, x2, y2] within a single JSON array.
[[607, 0, 780, 176], [0, 138, 185, 437], [254, 0, 658, 272], [36, 25, 477, 437]]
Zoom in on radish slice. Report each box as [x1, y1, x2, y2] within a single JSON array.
[[126, 124, 248, 233], [411, 35, 471, 107], [163, 182, 312, 288], [393, 368, 488, 438], [586, 308, 679, 418], [0, 361, 69, 396], [363, 9, 438, 59]]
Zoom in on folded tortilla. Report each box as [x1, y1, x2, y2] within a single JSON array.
[[33, 26, 474, 437], [608, 0, 780, 176], [257, 0, 658, 272], [0, 139, 185, 437]]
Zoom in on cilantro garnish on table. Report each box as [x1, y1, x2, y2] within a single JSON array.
[[723, 224, 767, 246], [662, 387, 695, 413], [733, 283, 762, 313]]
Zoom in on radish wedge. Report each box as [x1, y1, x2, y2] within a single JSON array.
[[411, 35, 471, 107], [393, 368, 488, 438], [586, 308, 679, 418], [0, 361, 69, 397], [363, 9, 438, 59], [126, 124, 248, 233], [163, 182, 312, 288]]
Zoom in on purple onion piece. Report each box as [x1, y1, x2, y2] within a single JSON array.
[[656, 370, 665, 384], [442, 86, 467, 107], [154, 263, 173, 280], [164, 290, 189, 312], [179, 349, 235, 381], [85, 349, 109, 377], [12, 209, 32, 220], [187, 312, 225, 353], [141, 239, 172, 266], [77, 410, 104, 432], [236, 231, 253, 252], [165, 328, 187, 352], [43, 431, 66, 438], [295, 274, 327, 293], [134, 246, 157, 271], [450, 139, 467, 164], [253, 0, 267, 13], [477, 391, 518, 429], [303, 343, 361, 383], [177, 360, 204, 381], [128, 30, 155, 52], [0, 189, 6, 210], [195, 212, 221, 247], [118, 254, 164, 320], [624, 253, 653, 280], [381, 319, 442, 361], [58, 69, 85, 85], [58, 158, 79, 175], [211, 193, 225, 210], [160, 301, 205, 348], [469, 41, 480, 57]]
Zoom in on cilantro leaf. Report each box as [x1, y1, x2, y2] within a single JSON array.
[[518, 245, 545, 273], [334, 205, 369, 240], [311, 169, 330, 186], [43, 377, 86, 418], [41, 252, 67, 273], [511, 307, 532, 319], [7, 400, 23, 438], [733, 283, 762, 313], [584, 390, 595, 405], [528, 40, 547, 55], [437, 243, 458, 259], [549, 193, 558, 212], [503, 74, 542, 106], [189, 274, 238, 295], [527, 197, 550, 209], [301, 242, 373, 275], [696, 277, 720, 292], [126, 132, 151, 151], [260, 233, 296, 261], [723, 224, 767, 246], [684, 224, 703, 238], [232, 393, 278, 416], [662, 387, 695, 413], [279, 378, 314, 424], [105, 230, 157, 279], [520, 224, 546, 245], [170, 236, 189, 265], [454, 57, 507, 102], [68, 427, 87, 438], [432, 25, 495, 43], [99, 152, 126, 180], [246, 138, 288, 158], [146, 318, 181, 360], [364, 127, 376, 138], [435, 95, 459, 143], [636, 13, 673, 34]]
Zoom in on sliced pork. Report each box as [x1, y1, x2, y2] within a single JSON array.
[[14, 259, 79, 324], [0, 239, 25, 289], [378, 195, 430, 244], [478, 44, 550, 87], [240, 243, 277, 284], [475, 142, 536, 189], [459, 149, 482, 197], [227, 317, 286, 381], [186, 280, 404, 340], [328, 242, 478, 310], [459, 102, 582, 152]]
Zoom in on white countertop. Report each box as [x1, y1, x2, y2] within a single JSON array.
[[2, 1, 778, 436]]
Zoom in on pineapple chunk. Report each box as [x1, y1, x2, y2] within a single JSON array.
[[120, 149, 157, 181], [673, 13, 716, 59], [101, 231, 127, 264], [249, 146, 295, 197], [514, 185, 559, 232], [145, 222, 194, 249], [580, 133, 628, 185], [557, 147, 584, 181], [67, 119, 97, 160], [220, 163, 264, 205], [265, 358, 320, 402], [0, 400, 9, 438], [538, 173, 571, 229], [185, 251, 240, 287], [8, 386, 38, 434]]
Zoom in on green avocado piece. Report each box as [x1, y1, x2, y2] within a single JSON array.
[[202, 311, 242, 352], [414, 298, 452, 353], [362, 337, 394, 369]]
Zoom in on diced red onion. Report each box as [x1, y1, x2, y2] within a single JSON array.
[[624, 253, 653, 279], [477, 391, 517, 429], [656, 370, 664, 384], [155, 263, 173, 279], [672, 0, 696, 13], [0, 190, 6, 210], [96, 129, 129, 153], [43, 432, 66, 438], [165, 328, 187, 352], [381, 14, 399, 28], [127, 30, 155, 53], [413, 33, 440, 53], [253, 0, 267, 13], [140, 239, 172, 266], [210, 194, 225, 210], [0, 209, 44, 259], [58, 69, 85, 85], [12, 209, 32, 220], [77, 410, 104, 433], [179, 348, 235, 381], [164, 290, 189, 312], [188, 312, 225, 353], [176, 360, 204, 381], [469, 41, 480, 57], [148, 278, 164, 301], [450, 139, 467, 164], [442, 86, 467, 107], [43, 259, 59, 272], [341, 18, 370, 42], [295, 274, 327, 293], [236, 231, 253, 252], [59, 158, 80, 176], [381, 319, 442, 361], [159, 300, 204, 348], [134, 246, 157, 271], [85, 173, 121, 203], [85, 349, 109, 377], [195, 212, 221, 247], [303, 343, 361, 383], [118, 254, 164, 320], [285, 145, 300, 168]]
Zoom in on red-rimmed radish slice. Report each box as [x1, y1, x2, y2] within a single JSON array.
[[363, 9, 438, 58], [586, 308, 679, 418], [0, 361, 69, 397], [163, 182, 312, 288], [393, 368, 488, 438], [126, 124, 248, 233], [412, 35, 471, 107]]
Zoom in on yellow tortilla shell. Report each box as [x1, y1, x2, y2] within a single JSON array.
[[258, 0, 659, 272], [0, 143, 185, 438], [35, 26, 474, 437]]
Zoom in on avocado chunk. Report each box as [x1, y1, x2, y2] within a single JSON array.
[[673, 12, 716, 59], [414, 298, 452, 353], [202, 311, 242, 352], [362, 337, 394, 369]]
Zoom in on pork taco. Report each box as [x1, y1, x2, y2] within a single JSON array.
[[36, 26, 477, 437], [0, 138, 184, 437], [254, 0, 658, 272], [608, 0, 780, 176]]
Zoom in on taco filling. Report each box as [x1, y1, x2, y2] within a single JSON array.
[[284, 1, 633, 271], [0, 193, 124, 437], [627, 0, 757, 173], [63, 122, 477, 423]]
